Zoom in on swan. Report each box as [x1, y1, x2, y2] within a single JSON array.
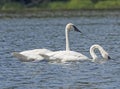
[[12, 49, 52, 62], [39, 23, 89, 62], [90, 44, 111, 62], [40, 44, 111, 62]]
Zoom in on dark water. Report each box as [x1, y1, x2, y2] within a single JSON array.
[[0, 15, 120, 89]]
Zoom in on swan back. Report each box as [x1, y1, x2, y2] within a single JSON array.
[[39, 50, 89, 62], [90, 44, 111, 61]]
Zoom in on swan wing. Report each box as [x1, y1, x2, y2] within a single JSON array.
[[12, 49, 52, 62], [12, 52, 35, 62]]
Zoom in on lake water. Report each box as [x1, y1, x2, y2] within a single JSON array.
[[0, 14, 120, 89]]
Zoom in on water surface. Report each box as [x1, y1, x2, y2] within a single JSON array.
[[0, 15, 120, 89]]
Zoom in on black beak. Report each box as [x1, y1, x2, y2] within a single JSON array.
[[73, 25, 82, 33], [108, 56, 111, 59]]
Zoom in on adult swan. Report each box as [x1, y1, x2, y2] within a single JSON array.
[[39, 23, 89, 62], [40, 44, 111, 62]]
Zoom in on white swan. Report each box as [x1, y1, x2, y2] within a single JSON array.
[[12, 49, 52, 62], [40, 44, 111, 62], [39, 23, 89, 62], [90, 44, 111, 62]]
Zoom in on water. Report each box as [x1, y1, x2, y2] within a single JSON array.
[[0, 15, 120, 89]]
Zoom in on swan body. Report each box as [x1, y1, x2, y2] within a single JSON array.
[[12, 49, 52, 62], [40, 51, 89, 62]]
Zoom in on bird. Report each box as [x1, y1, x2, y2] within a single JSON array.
[[39, 23, 89, 62], [12, 49, 52, 62]]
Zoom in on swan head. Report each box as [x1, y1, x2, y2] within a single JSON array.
[[95, 44, 111, 60], [101, 50, 111, 60], [66, 23, 82, 33]]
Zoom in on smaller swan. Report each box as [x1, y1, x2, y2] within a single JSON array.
[[12, 49, 52, 62], [90, 44, 111, 62]]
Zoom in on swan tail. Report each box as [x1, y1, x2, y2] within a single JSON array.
[[12, 52, 35, 62]]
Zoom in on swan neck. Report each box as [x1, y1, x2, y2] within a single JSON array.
[[97, 46, 106, 59], [66, 28, 70, 51], [90, 45, 107, 61], [90, 46, 98, 61]]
